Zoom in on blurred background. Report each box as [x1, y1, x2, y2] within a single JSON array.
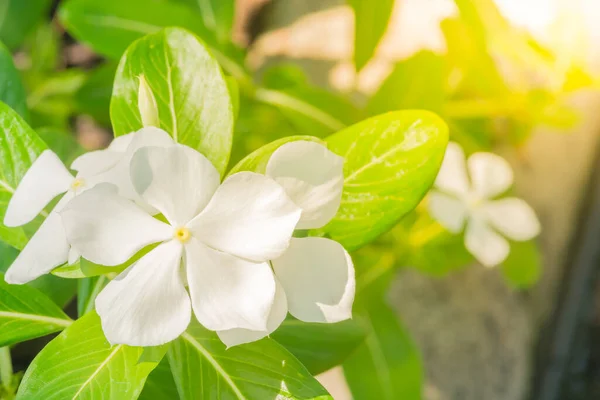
[[3, 0, 600, 399]]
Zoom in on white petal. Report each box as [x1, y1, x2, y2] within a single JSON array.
[[95, 240, 191, 346], [188, 172, 301, 262], [70, 150, 123, 176], [428, 191, 467, 233], [216, 279, 288, 348], [434, 142, 470, 197], [4, 212, 69, 284], [67, 247, 80, 265], [464, 217, 510, 267], [130, 145, 220, 226], [273, 237, 355, 323], [60, 184, 172, 266], [266, 141, 344, 229], [185, 238, 277, 331], [468, 152, 513, 199], [4, 150, 73, 227], [481, 198, 541, 241]]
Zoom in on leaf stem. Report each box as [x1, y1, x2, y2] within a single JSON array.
[[0, 346, 13, 392]]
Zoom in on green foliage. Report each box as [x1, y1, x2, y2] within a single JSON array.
[[77, 275, 108, 316], [16, 312, 161, 400], [271, 317, 366, 375], [0, 273, 72, 347], [139, 358, 179, 400], [501, 240, 541, 289], [0, 0, 52, 50], [172, 0, 235, 44], [37, 127, 83, 165], [75, 63, 117, 126], [0, 43, 27, 118], [316, 111, 449, 251], [110, 27, 234, 176], [167, 321, 331, 399]]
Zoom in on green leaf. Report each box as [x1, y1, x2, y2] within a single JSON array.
[[316, 111, 449, 251], [58, 0, 247, 79], [36, 127, 83, 165], [139, 358, 179, 400], [0, 273, 72, 347], [366, 51, 446, 115], [501, 240, 541, 289], [348, 0, 395, 71], [228, 135, 324, 175], [110, 27, 234, 176], [27, 275, 77, 309], [271, 317, 366, 375], [77, 275, 108, 317], [0, 101, 47, 250], [173, 0, 234, 44], [168, 321, 332, 399], [16, 312, 162, 400], [0, 0, 52, 50], [343, 300, 422, 400], [0, 43, 27, 118], [75, 62, 117, 126]]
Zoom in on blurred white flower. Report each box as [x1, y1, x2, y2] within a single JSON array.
[[428, 142, 541, 267], [3, 127, 173, 284], [61, 145, 302, 347], [217, 141, 356, 347]]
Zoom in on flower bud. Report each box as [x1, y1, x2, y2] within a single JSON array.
[[137, 75, 159, 128]]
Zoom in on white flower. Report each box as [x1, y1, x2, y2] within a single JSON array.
[[60, 145, 302, 347], [3, 127, 174, 284], [428, 142, 541, 267], [217, 141, 356, 347]]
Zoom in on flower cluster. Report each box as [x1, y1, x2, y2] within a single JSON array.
[[4, 130, 355, 347], [428, 142, 541, 267]]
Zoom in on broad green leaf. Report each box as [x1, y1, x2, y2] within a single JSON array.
[[343, 300, 422, 400], [111, 27, 234, 175], [316, 111, 449, 251], [0, 0, 52, 50], [58, 0, 248, 79], [75, 62, 117, 126], [168, 321, 332, 399], [501, 240, 541, 289], [0, 101, 47, 250], [348, 0, 394, 71], [0, 43, 27, 118], [17, 312, 161, 400], [37, 127, 83, 165], [173, 0, 234, 44], [228, 135, 324, 175], [139, 358, 179, 400], [271, 317, 366, 375], [0, 273, 72, 347], [28, 275, 77, 309], [366, 51, 446, 116], [77, 275, 108, 317]]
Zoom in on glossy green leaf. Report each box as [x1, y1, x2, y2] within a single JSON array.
[[343, 300, 422, 400], [348, 0, 394, 71], [271, 317, 366, 375], [316, 111, 449, 251], [0, 43, 27, 118], [111, 27, 234, 175], [75, 62, 117, 126], [0, 0, 52, 50], [77, 275, 108, 317], [17, 312, 161, 400], [0, 101, 47, 250], [139, 358, 179, 400], [168, 321, 332, 399], [228, 135, 324, 175], [501, 240, 541, 289], [28, 275, 77, 309], [0, 273, 72, 347]]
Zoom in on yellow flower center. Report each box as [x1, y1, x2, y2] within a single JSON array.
[[174, 227, 191, 243], [71, 178, 85, 190]]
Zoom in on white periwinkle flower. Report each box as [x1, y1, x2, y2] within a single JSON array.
[[428, 142, 541, 267], [217, 141, 356, 347], [60, 145, 302, 347], [3, 127, 174, 284]]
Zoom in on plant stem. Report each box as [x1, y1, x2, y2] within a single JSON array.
[[0, 346, 13, 390]]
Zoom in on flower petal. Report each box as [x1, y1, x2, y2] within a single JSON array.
[[273, 237, 354, 323], [4, 150, 73, 227], [434, 142, 470, 197], [70, 150, 123, 177], [185, 238, 277, 331], [428, 191, 467, 233], [266, 141, 344, 229], [130, 145, 220, 226], [481, 198, 541, 241], [464, 217, 510, 267], [467, 152, 513, 199], [60, 184, 172, 266], [4, 212, 69, 284], [216, 279, 288, 348], [188, 172, 301, 262], [95, 240, 191, 346]]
